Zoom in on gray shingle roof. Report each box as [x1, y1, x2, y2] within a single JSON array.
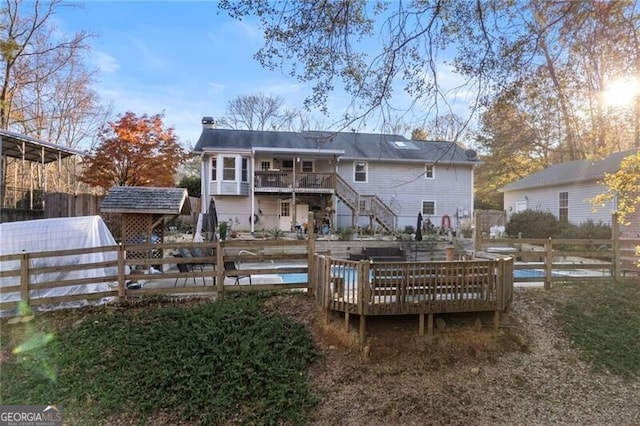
[[193, 128, 478, 164], [100, 186, 191, 215], [500, 149, 639, 192]]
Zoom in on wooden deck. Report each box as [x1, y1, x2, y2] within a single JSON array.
[[314, 256, 514, 340]]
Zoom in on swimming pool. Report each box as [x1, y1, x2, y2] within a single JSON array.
[[278, 269, 547, 283]]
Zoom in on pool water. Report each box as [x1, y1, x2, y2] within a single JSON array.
[[278, 269, 547, 284]]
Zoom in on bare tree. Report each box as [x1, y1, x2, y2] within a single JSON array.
[[1, 0, 109, 195], [223, 93, 301, 131]]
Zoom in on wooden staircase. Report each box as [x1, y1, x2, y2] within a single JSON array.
[[335, 175, 397, 232]]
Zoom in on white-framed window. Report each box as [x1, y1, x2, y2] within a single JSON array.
[[421, 200, 436, 216], [223, 157, 236, 181], [280, 202, 290, 217], [301, 160, 314, 172], [354, 161, 367, 182], [359, 199, 367, 213], [260, 160, 271, 171], [211, 158, 217, 181], [425, 164, 435, 179], [559, 191, 569, 223], [241, 158, 248, 182]]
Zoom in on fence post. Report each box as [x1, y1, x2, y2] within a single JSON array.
[[117, 243, 126, 302], [544, 238, 553, 290], [473, 211, 482, 252], [612, 212, 620, 280], [307, 211, 316, 296], [20, 250, 30, 309], [216, 239, 224, 299]]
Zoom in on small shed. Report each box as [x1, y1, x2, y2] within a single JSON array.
[[100, 186, 191, 261]]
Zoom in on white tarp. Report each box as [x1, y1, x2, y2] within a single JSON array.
[[0, 215, 119, 314]]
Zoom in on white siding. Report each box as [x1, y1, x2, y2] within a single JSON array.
[[336, 160, 474, 230], [503, 180, 614, 225]]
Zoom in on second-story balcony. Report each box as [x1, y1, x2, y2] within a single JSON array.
[[255, 171, 335, 194]]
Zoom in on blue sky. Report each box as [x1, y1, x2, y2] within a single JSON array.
[[54, 1, 318, 146], [55, 1, 471, 148]]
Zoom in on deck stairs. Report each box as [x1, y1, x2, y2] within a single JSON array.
[[335, 175, 397, 232]]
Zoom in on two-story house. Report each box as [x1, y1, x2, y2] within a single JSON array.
[[193, 118, 479, 234]]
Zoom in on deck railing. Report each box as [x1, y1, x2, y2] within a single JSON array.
[[314, 254, 514, 339]]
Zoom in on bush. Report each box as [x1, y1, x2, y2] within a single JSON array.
[[557, 219, 611, 240], [505, 210, 561, 238]]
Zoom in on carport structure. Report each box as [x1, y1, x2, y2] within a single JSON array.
[[1, 129, 85, 222]]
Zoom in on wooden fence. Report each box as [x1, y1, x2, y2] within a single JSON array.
[[475, 236, 640, 289]]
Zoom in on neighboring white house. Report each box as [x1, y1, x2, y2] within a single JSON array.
[[500, 149, 639, 226], [193, 118, 479, 234]]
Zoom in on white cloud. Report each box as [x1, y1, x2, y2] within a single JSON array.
[[91, 50, 120, 74]]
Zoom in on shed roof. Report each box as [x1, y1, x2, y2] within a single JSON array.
[[194, 128, 479, 165], [0, 129, 85, 163], [100, 186, 191, 215], [500, 149, 639, 192]]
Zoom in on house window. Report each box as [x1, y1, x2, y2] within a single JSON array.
[[211, 158, 217, 181], [282, 159, 294, 170], [241, 158, 248, 182], [223, 157, 236, 181], [559, 191, 569, 223], [301, 160, 314, 172], [354, 161, 367, 182], [260, 160, 271, 171], [421, 200, 436, 216], [425, 164, 434, 179], [280, 202, 290, 217], [359, 199, 367, 214]]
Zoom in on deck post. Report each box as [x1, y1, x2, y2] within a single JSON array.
[[345, 310, 350, 332], [419, 313, 425, 336], [359, 315, 366, 343], [493, 310, 500, 330], [427, 313, 434, 336]]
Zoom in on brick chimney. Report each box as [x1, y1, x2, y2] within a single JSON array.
[[201, 116, 215, 129]]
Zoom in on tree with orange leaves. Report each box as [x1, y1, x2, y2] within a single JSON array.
[[79, 112, 189, 192]]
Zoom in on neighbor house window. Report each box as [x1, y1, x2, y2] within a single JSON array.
[[425, 164, 434, 179], [301, 160, 314, 172], [559, 191, 569, 223], [241, 158, 248, 182], [223, 157, 236, 181], [260, 160, 271, 171], [211, 158, 217, 181], [354, 161, 367, 182], [422, 200, 436, 216]]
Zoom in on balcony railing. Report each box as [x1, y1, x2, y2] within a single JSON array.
[[254, 172, 334, 192]]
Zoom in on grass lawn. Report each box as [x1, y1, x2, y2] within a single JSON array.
[[551, 280, 640, 379], [1, 280, 638, 424], [1, 293, 319, 425]]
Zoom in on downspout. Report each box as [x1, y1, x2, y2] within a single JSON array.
[[251, 153, 255, 234]]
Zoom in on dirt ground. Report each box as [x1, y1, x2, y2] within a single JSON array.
[[265, 287, 640, 426]]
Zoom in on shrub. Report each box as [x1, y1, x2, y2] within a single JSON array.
[[505, 210, 561, 238], [555, 219, 612, 240]]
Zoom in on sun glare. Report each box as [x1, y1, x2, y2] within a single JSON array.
[[603, 77, 639, 108]]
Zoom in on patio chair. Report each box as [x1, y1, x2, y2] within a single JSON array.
[[224, 261, 252, 285], [174, 250, 206, 286]]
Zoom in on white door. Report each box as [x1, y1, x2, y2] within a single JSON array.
[[278, 200, 291, 231]]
